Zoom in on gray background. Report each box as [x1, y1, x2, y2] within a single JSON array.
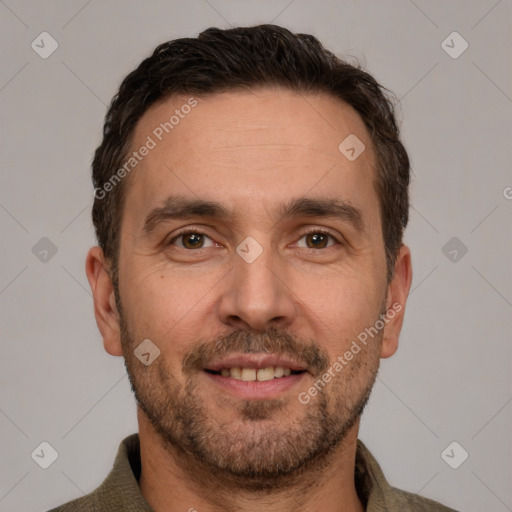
[[1, 1, 511, 511]]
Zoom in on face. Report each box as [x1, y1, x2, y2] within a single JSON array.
[[89, 87, 411, 485]]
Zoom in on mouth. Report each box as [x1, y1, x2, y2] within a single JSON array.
[[204, 366, 304, 381], [202, 354, 308, 399]]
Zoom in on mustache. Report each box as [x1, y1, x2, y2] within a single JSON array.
[[182, 326, 330, 377]]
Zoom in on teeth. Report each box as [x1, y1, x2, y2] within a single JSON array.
[[230, 367, 242, 380], [218, 365, 297, 381], [241, 368, 256, 381], [274, 366, 284, 378], [256, 367, 274, 381]]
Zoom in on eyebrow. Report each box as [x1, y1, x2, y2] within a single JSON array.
[[142, 194, 364, 235]]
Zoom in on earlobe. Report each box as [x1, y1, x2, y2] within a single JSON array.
[[380, 245, 413, 359], [85, 247, 123, 357]]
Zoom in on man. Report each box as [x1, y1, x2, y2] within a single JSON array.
[[50, 24, 458, 512]]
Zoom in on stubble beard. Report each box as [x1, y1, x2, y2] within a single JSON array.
[[117, 301, 382, 490]]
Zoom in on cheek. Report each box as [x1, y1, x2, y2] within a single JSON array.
[[121, 270, 200, 353], [292, 270, 384, 347]]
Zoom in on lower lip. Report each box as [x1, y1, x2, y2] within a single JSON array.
[[203, 371, 306, 399]]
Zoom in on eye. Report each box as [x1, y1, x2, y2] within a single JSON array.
[[295, 230, 340, 250], [168, 230, 217, 250], [167, 229, 340, 251]]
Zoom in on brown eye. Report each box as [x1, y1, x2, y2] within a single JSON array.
[[182, 233, 204, 249], [296, 231, 339, 250], [307, 233, 328, 248], [169, 231, 215, 249]]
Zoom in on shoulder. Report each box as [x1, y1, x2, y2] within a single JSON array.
[[356, 439, 460, 512], [385, 485, 460, 512], [47, 434, 153, 512]]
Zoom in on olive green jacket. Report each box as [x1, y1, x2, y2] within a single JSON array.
[[49, 434, 458, 511]]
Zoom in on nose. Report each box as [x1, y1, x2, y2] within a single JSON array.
[[217, 245, 296, 333]]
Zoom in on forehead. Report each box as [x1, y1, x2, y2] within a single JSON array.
[[123, 87, 379, 232]]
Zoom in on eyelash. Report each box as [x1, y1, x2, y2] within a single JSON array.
[[167, 228, 342, 250]]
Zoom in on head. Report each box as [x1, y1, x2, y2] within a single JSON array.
[[86, 24, 412, 487]]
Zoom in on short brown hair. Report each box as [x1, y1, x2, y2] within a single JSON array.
[[92, 24, 410, 281]]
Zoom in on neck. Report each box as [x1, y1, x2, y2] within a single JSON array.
[[137, 409, 365, 512]]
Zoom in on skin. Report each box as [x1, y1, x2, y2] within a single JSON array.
[[86, 87, 412, 512]]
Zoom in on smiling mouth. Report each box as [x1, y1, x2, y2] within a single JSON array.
[[204, 367, 305, 382]]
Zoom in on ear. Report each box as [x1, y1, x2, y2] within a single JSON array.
[[85, 246, 123, 356], [380, 244, 413, 359]]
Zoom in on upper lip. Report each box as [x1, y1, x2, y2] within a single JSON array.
[[204, 353, 307, 372]]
